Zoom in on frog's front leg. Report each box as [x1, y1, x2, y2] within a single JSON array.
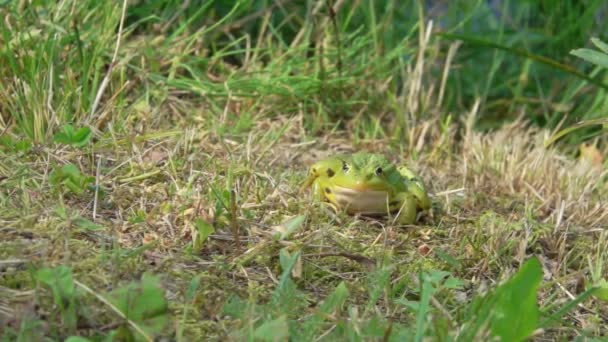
[[311, 181, 326, 201], [310, 181, 341, 214], [392, 192, 417, 225], [397, 166, 431, 211]]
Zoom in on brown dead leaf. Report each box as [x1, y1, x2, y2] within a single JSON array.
[[417, 244, 431, 256]]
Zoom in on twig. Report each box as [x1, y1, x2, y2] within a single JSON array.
[[303, 252, 374, 266], [88, 0, 129, 121], [93, 155, 101, 221], [229, 190, 242, 252]]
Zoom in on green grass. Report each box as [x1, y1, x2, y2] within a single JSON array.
[[1, 0, 608, 340]]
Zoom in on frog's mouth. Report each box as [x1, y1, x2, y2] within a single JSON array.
[[332, 186, 391, 214]]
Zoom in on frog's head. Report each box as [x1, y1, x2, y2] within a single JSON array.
[[299, 156, 344, 191], [300, 153, 402, 193], [331, 153, 401, 192]]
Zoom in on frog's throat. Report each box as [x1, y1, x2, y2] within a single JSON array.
[[331, 186, 392, 214]]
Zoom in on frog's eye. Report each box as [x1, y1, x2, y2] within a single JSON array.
[[342, 161, 350, 172], [375, 167, 383, 176]]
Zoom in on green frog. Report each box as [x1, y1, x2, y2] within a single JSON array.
[[301, 152, 431, 224]]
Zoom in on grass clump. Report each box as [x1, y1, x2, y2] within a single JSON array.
[[1, 0, 607, 341]]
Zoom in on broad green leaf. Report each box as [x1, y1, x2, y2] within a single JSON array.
[[300, 282, 350, 339], [490, 258, 542, 341], [54, 205, 68, 220], [54, 125, 92, 147], [319, 282, 349, 313], [273, 215, 306, 240], [570, 48, 608, 70], [64, 178, 84, 194], [367, 267, 392, 310], [414, 277, 434, 342], [443, 276, 465, 290], [591, 38, 608, 54], [222, 295, 250, 320], [71, 126, 92, 147], [253, 315, 289, 341], [54, 124, 75, 144], [193, 218, 214, 251], [279, 248, 300, 276], [107, 273, 169, 340], [34, 265, 75, 300], [61, 164, 82, 179], [14, 140, 32, 152], [34, 265, 77, 330], [74, 217, 104, 231], [65, 337, 92, 342], [591, 279, 608, 301], [185, 274, 202, 302], [49, 164, 94, 195]]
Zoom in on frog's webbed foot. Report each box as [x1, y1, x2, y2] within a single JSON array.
[[391, 192, 417, 225]]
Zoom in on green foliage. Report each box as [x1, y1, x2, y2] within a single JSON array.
[[273, 215, 306, 241], [49, 164, 95, 195], [0, 136, 32, 153], [64, 337, 93, 342], [192, 218, 214, 251], [33, 266, 78, 333], [0, 0, 123, 142], [571, 38, 608, 70], [544, 37, 608, 146], [107, 273, 169, 341], [222, 252, 603, 340], [487, 258, 542, 340], [585, 232, 608, 302], [54, 205, 105, 232], [53, 124, 92, 147], [458, 258, 542, 341], [1, 319, 48, 342]]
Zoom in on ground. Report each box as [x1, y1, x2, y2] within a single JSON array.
[[2, 111, 607, 340]]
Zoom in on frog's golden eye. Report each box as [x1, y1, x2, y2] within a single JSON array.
[[342, 161, 350, 172], [375, 167, 383, 175]]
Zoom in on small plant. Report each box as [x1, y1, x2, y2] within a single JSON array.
[[459, 258, 543, 341], [192, 218, 215, 252], [107, 273, 169, 341], [0, 135, 32, 152], [53, 124, 93, 147], [33, 265, 79, 334], [49, 164, 95, 195], [54, 205, 105, 232], [571, 38, 608, 71]]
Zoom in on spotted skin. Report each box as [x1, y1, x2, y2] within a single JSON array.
[[301, 152, 430, 224]]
